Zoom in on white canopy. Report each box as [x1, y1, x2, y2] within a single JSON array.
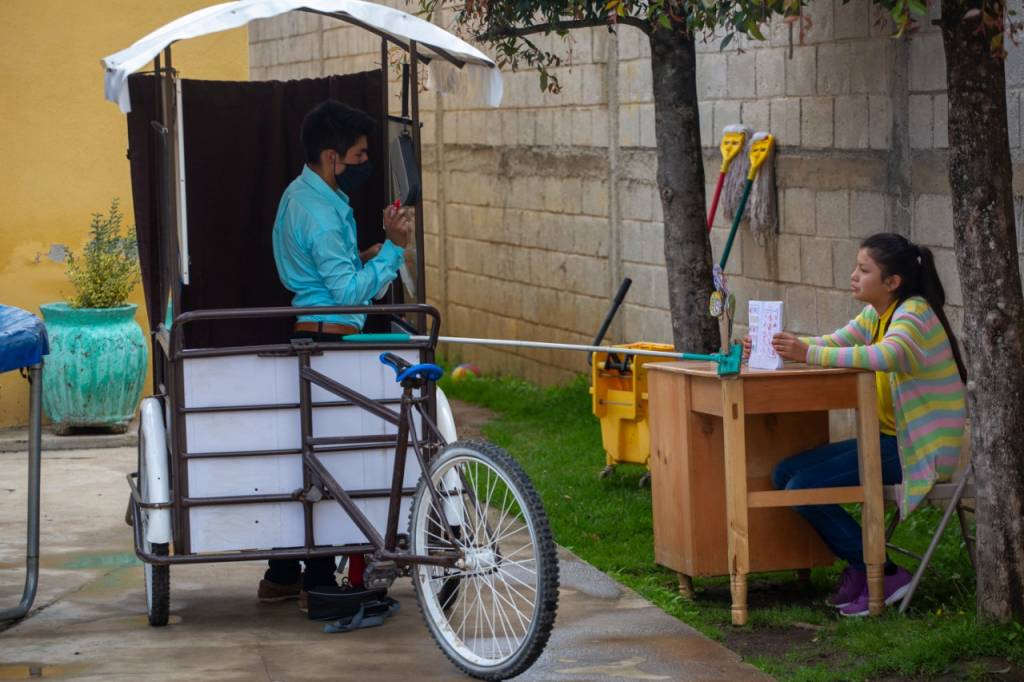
[[101, 0, 503, 112]]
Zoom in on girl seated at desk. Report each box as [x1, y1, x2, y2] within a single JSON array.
[[747, 232, 967, 617]]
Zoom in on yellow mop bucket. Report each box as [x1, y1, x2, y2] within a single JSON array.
[[590, 341, 676, 484]]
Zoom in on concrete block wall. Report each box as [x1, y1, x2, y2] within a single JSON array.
[[250, 0, 1024, 390]]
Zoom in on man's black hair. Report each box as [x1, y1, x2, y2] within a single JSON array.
[[301, 100, 375, 164]]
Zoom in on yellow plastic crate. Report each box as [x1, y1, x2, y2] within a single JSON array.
[[590, 342, 676, 478]]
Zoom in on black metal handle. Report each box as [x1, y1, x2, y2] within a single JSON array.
[[588, 278, 633, 366]]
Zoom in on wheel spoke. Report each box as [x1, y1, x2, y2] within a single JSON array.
[[489, 520, 531, 547], [490, 573, 522, 654], [488, 577, 533, 629], [488, 486, 517, 550], [495, 565, 538, 597], [498, 543, 537, 563], [497, 558, 538, 575]]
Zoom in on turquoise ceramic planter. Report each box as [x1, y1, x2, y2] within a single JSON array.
[[40, 303, 148, 432]]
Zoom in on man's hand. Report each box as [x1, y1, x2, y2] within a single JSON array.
[[771, 332, 809, 363], [360, 243, 382, 263], [383, 205, 413, 249], [741, 336, 751, 362]]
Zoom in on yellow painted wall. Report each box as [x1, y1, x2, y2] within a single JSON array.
[[0, 1, 248, 427]]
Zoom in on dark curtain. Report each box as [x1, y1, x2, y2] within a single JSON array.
[[126, 71, 389, 348]]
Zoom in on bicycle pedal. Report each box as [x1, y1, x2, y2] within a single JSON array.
[[363, 560, 398, 590]]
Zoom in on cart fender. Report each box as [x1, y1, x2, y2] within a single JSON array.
[[434, 387, 458, 443], [434, 388, 465, 526], [140, 397, 172, 545]]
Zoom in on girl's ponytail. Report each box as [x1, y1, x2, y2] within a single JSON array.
[[914, 245, 967, 383], [861, 233, 968, 383]]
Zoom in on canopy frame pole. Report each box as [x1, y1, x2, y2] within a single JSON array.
[[159, 45, 189, 554], [380, 37, 392, 288], [407, 40, 436, 427], [410, 40, 426, 313], [151, 53, 167, 394], [381, 35, 390, 179], [157, 46, 181, 322], [174, 73, 189, 286]]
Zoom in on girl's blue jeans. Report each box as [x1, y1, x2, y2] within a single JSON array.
[[771, 435, 901, 570]]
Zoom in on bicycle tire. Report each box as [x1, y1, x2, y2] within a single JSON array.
[[409, 440, 558, 680]]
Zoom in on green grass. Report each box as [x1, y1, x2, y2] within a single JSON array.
[[439, 371, 1024, 681]]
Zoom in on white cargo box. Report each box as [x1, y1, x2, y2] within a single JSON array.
[[181, 349, 422, 553]]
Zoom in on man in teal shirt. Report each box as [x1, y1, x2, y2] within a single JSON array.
[[272, 100, 411, 335], [261, 100, 411, 610]]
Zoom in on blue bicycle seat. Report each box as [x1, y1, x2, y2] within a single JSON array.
[[379, 353, 444, 383]]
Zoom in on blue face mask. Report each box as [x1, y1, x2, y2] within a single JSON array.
[[337, 159, 373, 195]]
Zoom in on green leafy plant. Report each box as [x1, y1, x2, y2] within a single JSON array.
[[65, 199, 141, 309]]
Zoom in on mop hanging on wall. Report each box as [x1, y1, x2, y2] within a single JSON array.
[[747, 135, 779, 244], [707, 125, 750, 231], [719, 125, 779, 245], [720, 125, 754, 224], [717, 132, 775, 271]]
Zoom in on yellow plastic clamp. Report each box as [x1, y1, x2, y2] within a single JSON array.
[[719, 130, 747, 173], [746, 133, 775, 181]]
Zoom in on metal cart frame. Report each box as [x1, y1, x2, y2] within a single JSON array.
[[129, 303, 446, 566]]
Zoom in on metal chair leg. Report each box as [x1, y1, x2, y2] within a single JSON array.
[[886, 509, 926, 565], [886, 542, 925, 563], [0, 362, 43, 621], [885, 509, 901, 541], [956, 500, 976, 570], [897, 465, 973, 614]]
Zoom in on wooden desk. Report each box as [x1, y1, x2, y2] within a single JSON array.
[[647, 361, 884, 625]]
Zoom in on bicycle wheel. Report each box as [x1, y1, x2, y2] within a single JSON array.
[[409, 440, 558, 680]]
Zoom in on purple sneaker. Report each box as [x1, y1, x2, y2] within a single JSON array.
[[829, 566, 867, 608], [840, 567, 913, 617]]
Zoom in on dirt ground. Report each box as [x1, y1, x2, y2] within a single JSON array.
[[447, 399, 496, 441]]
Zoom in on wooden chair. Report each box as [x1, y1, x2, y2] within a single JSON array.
[[882, 431, 975, 614]]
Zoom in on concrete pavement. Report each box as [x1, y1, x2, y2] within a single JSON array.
[[0, 446, 770, 681]]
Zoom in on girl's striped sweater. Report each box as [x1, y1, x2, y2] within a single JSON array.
[[803, 296, 966, 515]]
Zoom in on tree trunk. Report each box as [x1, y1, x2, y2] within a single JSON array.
[[941, 0, 1024, 623], [649, 28, 719, 354]]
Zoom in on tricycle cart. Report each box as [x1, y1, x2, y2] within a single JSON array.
[[101, 2, 556, 679]]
